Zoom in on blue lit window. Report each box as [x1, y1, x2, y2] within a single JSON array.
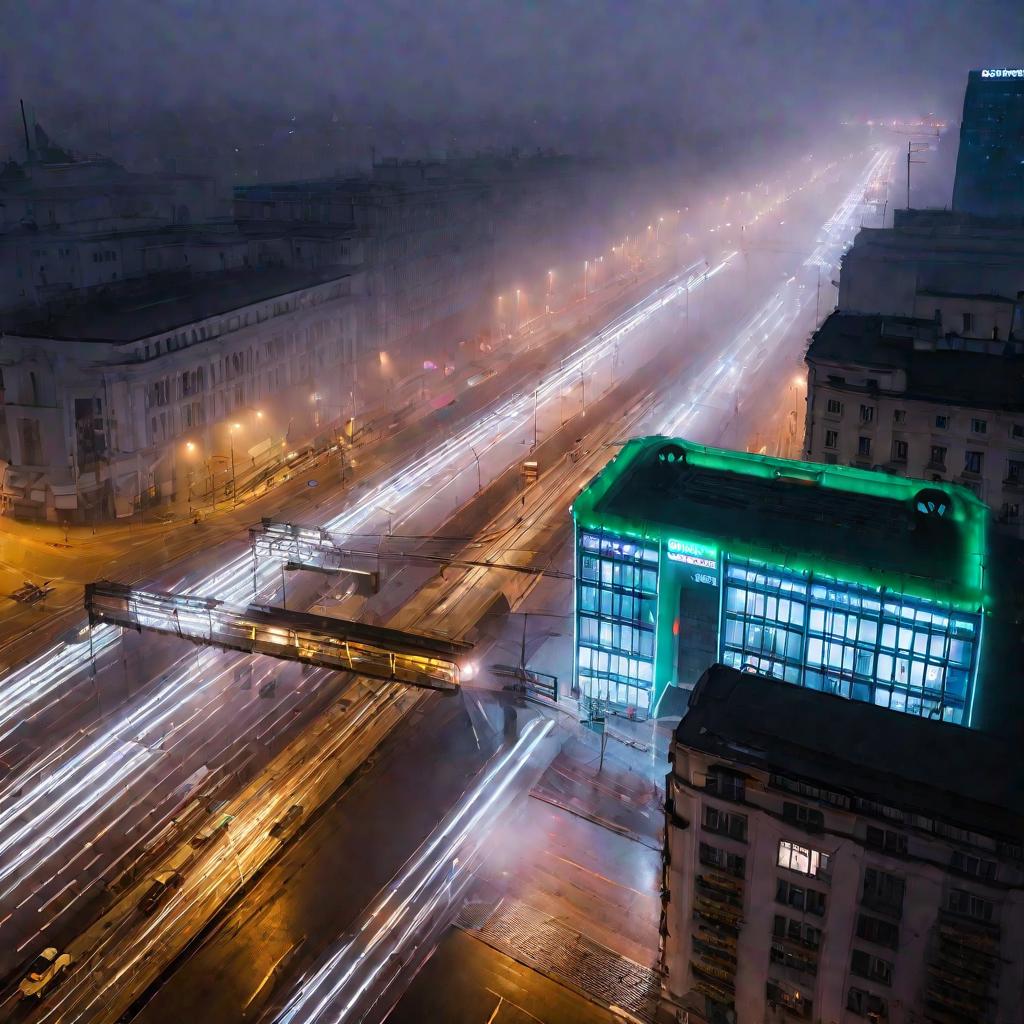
[[576, 530, 658, 715], [719, 557, 978, 723]]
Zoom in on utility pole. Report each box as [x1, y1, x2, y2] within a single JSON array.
[[19, 100, 31, 163], [906, 141, 929, 209]]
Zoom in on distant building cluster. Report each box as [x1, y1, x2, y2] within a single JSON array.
[[0, 123, 654, 520], [804, 69, 1024, 537]]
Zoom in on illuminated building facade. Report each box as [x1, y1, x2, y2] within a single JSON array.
[[573, 437, 999, 727]]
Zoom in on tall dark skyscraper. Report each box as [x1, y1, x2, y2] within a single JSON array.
[[952, 68, 1024, 217]]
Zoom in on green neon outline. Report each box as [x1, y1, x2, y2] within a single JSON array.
[[573, 437, 989, 613]]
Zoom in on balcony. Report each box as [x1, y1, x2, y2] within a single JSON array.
[[860, 893, 903, 919]]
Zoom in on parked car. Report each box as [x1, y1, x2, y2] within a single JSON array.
[[138, 870, 184, 915], [18, 948, 72, 999], [269, 804, 303, 839]]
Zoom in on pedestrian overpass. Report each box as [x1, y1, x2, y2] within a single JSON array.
[[85, 581, 471, 691]]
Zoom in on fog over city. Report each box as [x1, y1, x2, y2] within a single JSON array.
[[3, 0, 1020, 177], [0, 3, 1023, 1024]]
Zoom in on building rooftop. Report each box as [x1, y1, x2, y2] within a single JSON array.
[[573, 436, 989, 609], [678, 663, 1024, 843], [807, 311, 1024, 411], [1, 263, 353, 344]]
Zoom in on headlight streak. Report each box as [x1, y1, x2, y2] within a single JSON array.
[[657, 148, 894, 438], [0, 250, 734, 907], [272, 717, 555, 1024]]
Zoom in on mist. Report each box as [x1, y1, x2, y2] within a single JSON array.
[[3, 0, 1021, 181]]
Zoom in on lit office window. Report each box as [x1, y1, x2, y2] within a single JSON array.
[[778, 840, 830, 878], [576, 530, 658, 714], [720, 557, 978, 723]]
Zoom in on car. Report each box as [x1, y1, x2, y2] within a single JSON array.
[[269, 804, 303, 839], [18, 948, 72, 1000], [190, 811, 233, 849], [138, 870, 184, 915]]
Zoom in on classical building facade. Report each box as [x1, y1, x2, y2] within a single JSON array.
[[662, 664, 1024, 1024], [803, 311, 1024, 534], [0, 263, 361, 519]]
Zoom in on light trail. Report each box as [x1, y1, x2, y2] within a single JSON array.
[[657, 147, 894, 438], [270, 717, 555, 1024], [0, 247, 733, 930]]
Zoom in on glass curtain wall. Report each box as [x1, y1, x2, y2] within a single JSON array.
[[720, 557, 979, 723], [576, 530, 659, 715]]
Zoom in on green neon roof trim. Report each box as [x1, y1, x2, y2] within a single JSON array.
[[573, 436, 990, 611]]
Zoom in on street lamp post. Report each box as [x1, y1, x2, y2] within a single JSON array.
[[229, 422, 241, 508], [583, 260, 589, 299], [469, 445, 482, 493], [532, 388, 539, 452], [546, 270, 554, 314]]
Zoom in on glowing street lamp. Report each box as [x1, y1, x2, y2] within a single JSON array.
[[228, 421, 241, 507]]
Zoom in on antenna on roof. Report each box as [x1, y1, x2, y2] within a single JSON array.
[[19, 99, 31, 164]]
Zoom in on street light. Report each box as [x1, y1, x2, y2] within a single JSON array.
[[515, 288, 522, 333], [546, 270, 554, 313], [469, 445, 484, 493], [583, 260, 589, 298], [229, 422, 241, 507]]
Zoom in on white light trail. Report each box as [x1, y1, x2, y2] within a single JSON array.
[[657, 148, 894, 438], [272, 717, 554, 1024]]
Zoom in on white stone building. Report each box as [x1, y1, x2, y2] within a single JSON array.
[[802, 311, 1024, 536], [837, 209, 1024, 324], [661, 664, 1024, 1024], [0, 263, 362, 520]]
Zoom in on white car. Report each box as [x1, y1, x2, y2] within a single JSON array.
[[18, 947, 72, 999]]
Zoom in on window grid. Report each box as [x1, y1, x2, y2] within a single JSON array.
[[576, 530, 658, 715], [720, 557, 978, 723]]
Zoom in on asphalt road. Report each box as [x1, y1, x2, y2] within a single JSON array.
[[386, 928, 619, 1024], [132, 688, 511, 1024], [0, 146, 892, 1018]]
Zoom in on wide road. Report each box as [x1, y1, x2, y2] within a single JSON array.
[[27, 148, 899, 1024], [0, 143, 891, 1017]]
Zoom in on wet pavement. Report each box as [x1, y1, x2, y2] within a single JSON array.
[[387, 927, 619, 1024], [133, 689, 511, 1024]]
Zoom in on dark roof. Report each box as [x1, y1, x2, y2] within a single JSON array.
[[677, 664, 1024, 842], [588, 436, 984, 600], [807, 311, 1024, 411], [2, 264, 353, 344]]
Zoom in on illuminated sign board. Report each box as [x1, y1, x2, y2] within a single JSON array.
[[666, 537, 718, 570], [980, 69, 1024, 78]]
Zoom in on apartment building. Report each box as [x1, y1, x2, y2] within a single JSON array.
[[803, 311, 1024, 535], [661, 664, 1024, 1024]]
